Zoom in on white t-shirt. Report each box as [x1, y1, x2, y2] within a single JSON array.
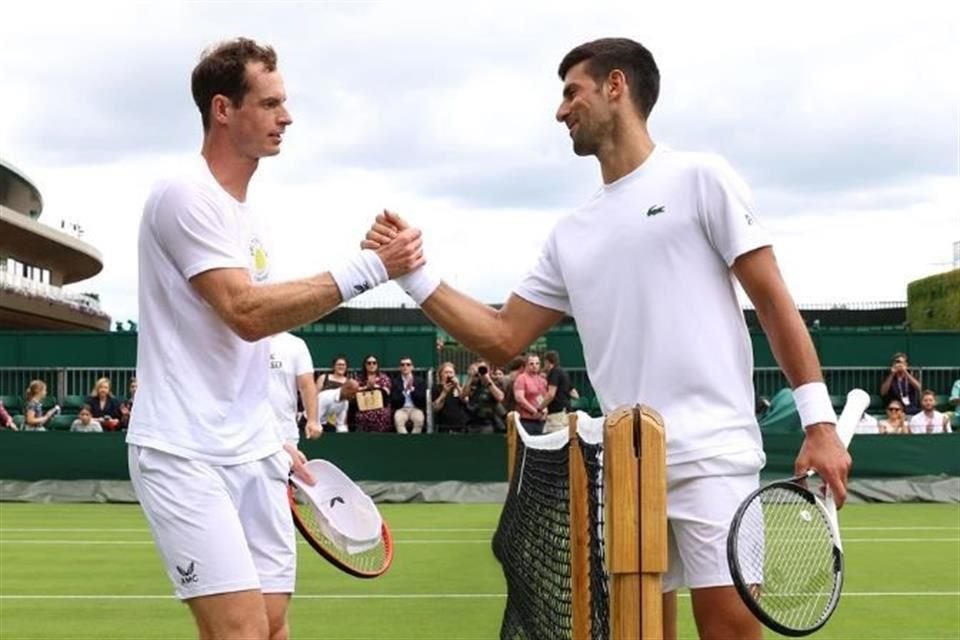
[[515, 145, 771, 466], [268, 333, 315, 443], [908, 410, 949, 434], [127, 158, 280, 464]]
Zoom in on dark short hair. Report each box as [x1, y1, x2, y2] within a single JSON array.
[[891, 352, 908, 364], [507, 356, 526, 373], [79, 404, 93, 414], [543, 350, 560, 366], [921, 389, 936, 400], [192, 37, 278, 131], [558, 38, 659, 119]]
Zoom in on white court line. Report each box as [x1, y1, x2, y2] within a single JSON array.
[[0, 540, 496, 545], [2, 538, 958, 545], [0, 528, 495, 533], [1, 592, 957, 600]]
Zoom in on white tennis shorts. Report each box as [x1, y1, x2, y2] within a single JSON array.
[[661, 449, 764, 592], [128, 445, 296, 600]]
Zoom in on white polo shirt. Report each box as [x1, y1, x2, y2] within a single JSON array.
[[268, 333, 315, 444], [127, 158, 280, 465], [516, 145, 771, 465]]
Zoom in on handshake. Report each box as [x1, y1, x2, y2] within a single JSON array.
[[357, 210, 440, 305]]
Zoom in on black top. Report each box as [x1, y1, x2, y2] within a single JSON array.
[[546, 366, 572, 414], [86, 395, 123, 420], [882, 376, 921, 416], [435, 391, 469, 429]]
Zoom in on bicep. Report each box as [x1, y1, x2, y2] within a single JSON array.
[[500, 294, 566, 354], [189, 267, 255, 330], [731, 247, 793, 313]]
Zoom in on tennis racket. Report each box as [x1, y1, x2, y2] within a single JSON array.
[[727, 388, 868, 637], [288, 459, 394, 578]]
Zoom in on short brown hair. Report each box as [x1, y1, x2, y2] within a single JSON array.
[[192, 38, 278, 131], [543, 350, 560, 366], [558, 38, 660, 119]]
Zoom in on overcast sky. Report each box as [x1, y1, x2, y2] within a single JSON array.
[[2, 1, 958, 324]]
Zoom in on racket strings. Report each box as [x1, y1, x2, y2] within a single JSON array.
[[735, 485, 841, 631], [291, 485, 390, 576]]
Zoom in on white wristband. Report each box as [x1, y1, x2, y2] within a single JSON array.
[[793, 382, 836, 430], [330, 250, 389, 303], [395, 266, 441, 305]]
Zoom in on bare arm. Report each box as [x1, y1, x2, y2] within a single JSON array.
[[419, 289, 565, 366], [296, 372, 319, 439], [734, 246, 852, 506], [191, 268, 343, 342], [513, 378, 539, 415], [879, 371, 895, 396], [541, 385, 558, 410]]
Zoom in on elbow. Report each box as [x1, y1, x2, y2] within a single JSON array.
[[230, 315, 269, 343]]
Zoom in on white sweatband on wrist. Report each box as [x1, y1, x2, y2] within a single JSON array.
[[330, 250, 389, 303], [793, 382, 836, 430], [396, 266, 441, 305]]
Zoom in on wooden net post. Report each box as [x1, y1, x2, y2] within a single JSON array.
[[569, 412, 591, 640], [605, 405, 667, 640], [506, 412, 518, 484]]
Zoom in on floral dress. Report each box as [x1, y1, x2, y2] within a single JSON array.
[[354, 373, 393, 432]]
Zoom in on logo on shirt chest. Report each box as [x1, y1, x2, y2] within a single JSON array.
[[646, 204, 665, 217], [249, 238, 270, 282]]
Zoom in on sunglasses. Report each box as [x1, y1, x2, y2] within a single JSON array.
[[366, 360, 378, 365]]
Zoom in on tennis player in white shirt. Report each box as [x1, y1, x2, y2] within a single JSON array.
[[364, 38, 851, 640], [127, 38, 424, 640]]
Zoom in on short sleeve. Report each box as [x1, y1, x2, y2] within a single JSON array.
[[293, 339, 315, 377], [696, 156, 772, 267], [513, 230, 572, 314], [150, 180, 247, 280], [546, 367, 560, 388]]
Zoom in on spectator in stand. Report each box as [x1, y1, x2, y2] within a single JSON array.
[[118, 377, 137, 430], [0, 399, 17, 430], [880, 352, 921, 416], [86, 377, 123, 431], [540, 350, 573, 433], [878, 399, 910, 434], [354, 355, 393, 432], [433, 361, 469, 432], [390, 357, 427, 434], [317, 355, 350, 432], [463, 359, 505, 434], [127, 377, 138, 405], [908, 390, 952, 434], [70, 405, 104, 433], [950, 379, 960, 410], [318, 379, 360, 433], [514, 353, 548, 434], [24, 380, 59, 431], [501, 356, 526, 415]]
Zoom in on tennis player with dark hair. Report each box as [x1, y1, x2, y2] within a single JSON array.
[[364, 37, 851, 640], [127, 37, 424, 640]]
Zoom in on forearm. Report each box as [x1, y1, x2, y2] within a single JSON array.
[[226, 274, 343, 341], [755, 294, 823, 388], [299, 381, 318, 425], [515, 394, 538, 415], [880, 374, 894, 396], [420, 285, 521, 365]]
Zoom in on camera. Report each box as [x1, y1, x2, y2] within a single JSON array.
[[477, 365, 488, 376]]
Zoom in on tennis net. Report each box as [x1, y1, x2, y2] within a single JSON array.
[[492, 408, 666, 640]]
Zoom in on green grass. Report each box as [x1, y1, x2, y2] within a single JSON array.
[[0, 503, 957, 639]]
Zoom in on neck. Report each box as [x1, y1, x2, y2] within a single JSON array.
[[597, 118, 655, 184], [201, 134, 259, 202]]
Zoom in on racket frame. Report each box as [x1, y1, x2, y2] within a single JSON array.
[[288, 482, 394, 579], [726, 475, 844, 637]]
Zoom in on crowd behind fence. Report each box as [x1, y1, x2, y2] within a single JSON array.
[[1, 364, 958, 433]]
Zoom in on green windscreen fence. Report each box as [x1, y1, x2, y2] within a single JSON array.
[[0, 432, 956, 482]]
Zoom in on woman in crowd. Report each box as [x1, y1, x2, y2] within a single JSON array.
[[433, 361, 468, 432], [70, 405, 103, 433], [878, 399, 910, 434], [86, 377, 123, 431], [354, 355, 392, 432], [316, 355, 351, 432], [24, 380, 59, 431]]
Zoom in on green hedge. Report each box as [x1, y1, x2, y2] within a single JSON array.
[[908, 269, 960, 330]]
